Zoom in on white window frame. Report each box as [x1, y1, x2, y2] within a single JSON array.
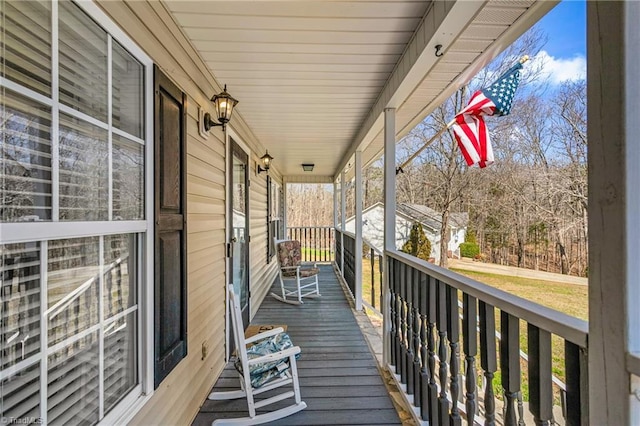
[[0, 0, 155, 424]]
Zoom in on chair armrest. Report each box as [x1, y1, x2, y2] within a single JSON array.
[[247, 346, 301, 365], [245, 327, 285, 344]]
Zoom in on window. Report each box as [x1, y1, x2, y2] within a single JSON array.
[[0, 1, 151, 424], [266, 177, 283, 262]]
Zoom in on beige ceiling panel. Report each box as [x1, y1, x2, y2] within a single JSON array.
[[464, 24, 511, 41], [436, 51, 485, 64], [200, 52, 401, 65], [447, 38, 494, 53], [215, 70, 389, 81], [430, 62, 469, 74], [192, 41, 408, 55], [184, 28, 414, 45], [166, 1, 428, 19], [163, 0, 551, 177], [475, 6, 533, 25], [234, 91, 375, 102], [488, 1, 536, 9], [210, 62, 396, 74], [230, 87, 376, 95], [174, 14, 422, 33]]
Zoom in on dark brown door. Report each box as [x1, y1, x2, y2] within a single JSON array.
[[154, 66, 187, 388]]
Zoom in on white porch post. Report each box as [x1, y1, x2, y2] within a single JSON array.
[[341, 170, 346, 276], [283, 182, 288, 238], [588, 2, 640, 423], [333, 179, 338, 268], [354, 151, 363, 311], [382, 107, 396, 365]]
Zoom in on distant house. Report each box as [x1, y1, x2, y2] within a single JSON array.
[[344, 202, 468, 259]]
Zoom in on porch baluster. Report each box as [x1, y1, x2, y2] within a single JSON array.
[[427, 275, 438, 425], [436, 280, 450, 424], [399, 263, 408, 385], [565, 341, 589, 426], [500, 312, 520, 426], [528, 323, 553, 424], [447, 285, 462, 425], [479, 301, 497, 426], [418, 271, 429, 420], [405, 265, 415, 394], [370, 248, 375, 309], [463, 293, 478, 423], [412, 268, 422, 407], [323, 227, 326, 262], [517, 392, 525, 426], [378, 253, 383, 309], [389, 258, 398, 369]]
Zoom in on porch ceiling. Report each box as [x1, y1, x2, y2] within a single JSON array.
[[163, 0, 555, 179]]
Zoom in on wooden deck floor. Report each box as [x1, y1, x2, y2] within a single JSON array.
[[192, 265, 402, 425]]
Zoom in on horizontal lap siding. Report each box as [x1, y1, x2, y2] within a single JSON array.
[[95, 1, 230, 425]]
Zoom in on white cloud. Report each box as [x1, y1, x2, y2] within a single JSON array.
[[531, 50, 586, 84]]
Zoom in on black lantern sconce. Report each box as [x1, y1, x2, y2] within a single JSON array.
[[257, 151, 274, 174], [203, 84, 239, 132]]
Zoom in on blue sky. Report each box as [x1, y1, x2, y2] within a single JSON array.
[[531, 0, 586, 83], [537, 0, 586, 59]]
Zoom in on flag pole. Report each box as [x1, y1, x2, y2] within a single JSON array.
[[395, 55, 530, 174]]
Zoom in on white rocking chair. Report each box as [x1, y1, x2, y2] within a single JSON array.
[[208, 284, 307, 425], [270, 239, 321, 305]]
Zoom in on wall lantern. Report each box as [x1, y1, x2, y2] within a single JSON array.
[[257, 151, 274, 174], [204, 84, 239, 132], [302, 164, 314, 172]]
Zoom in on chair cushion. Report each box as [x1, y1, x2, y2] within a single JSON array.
[[234, 332, 300, 388], [277, 240, 301, 268], [281, 267, 320, 278]]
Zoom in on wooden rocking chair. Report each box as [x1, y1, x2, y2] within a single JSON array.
[[270, 239, 321, 305], [208, 285, 306, 425]]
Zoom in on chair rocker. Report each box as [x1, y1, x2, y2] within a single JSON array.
[[208, 284, 306, 425], [270, 239, 321, 305]]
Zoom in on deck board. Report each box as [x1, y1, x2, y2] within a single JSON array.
[[193, 265, 401, 425]]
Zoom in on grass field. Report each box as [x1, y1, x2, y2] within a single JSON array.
[[450, 267, 588, 399], [300, 247, 333, 262], [450, 268, 588, 320], [362, 257, 383, 310]]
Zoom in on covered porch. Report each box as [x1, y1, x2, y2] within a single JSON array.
[[194, 265, 402, 425], [2, 0, 639, 425]]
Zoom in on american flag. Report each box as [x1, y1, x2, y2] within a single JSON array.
[[451, 61, 523, 168]]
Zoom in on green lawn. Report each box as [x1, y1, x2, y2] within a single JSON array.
[[362, 257, 383, 310], [449, 268, 588, 320], [300, 247, 333, 262], [450, 268, 588, 400]]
